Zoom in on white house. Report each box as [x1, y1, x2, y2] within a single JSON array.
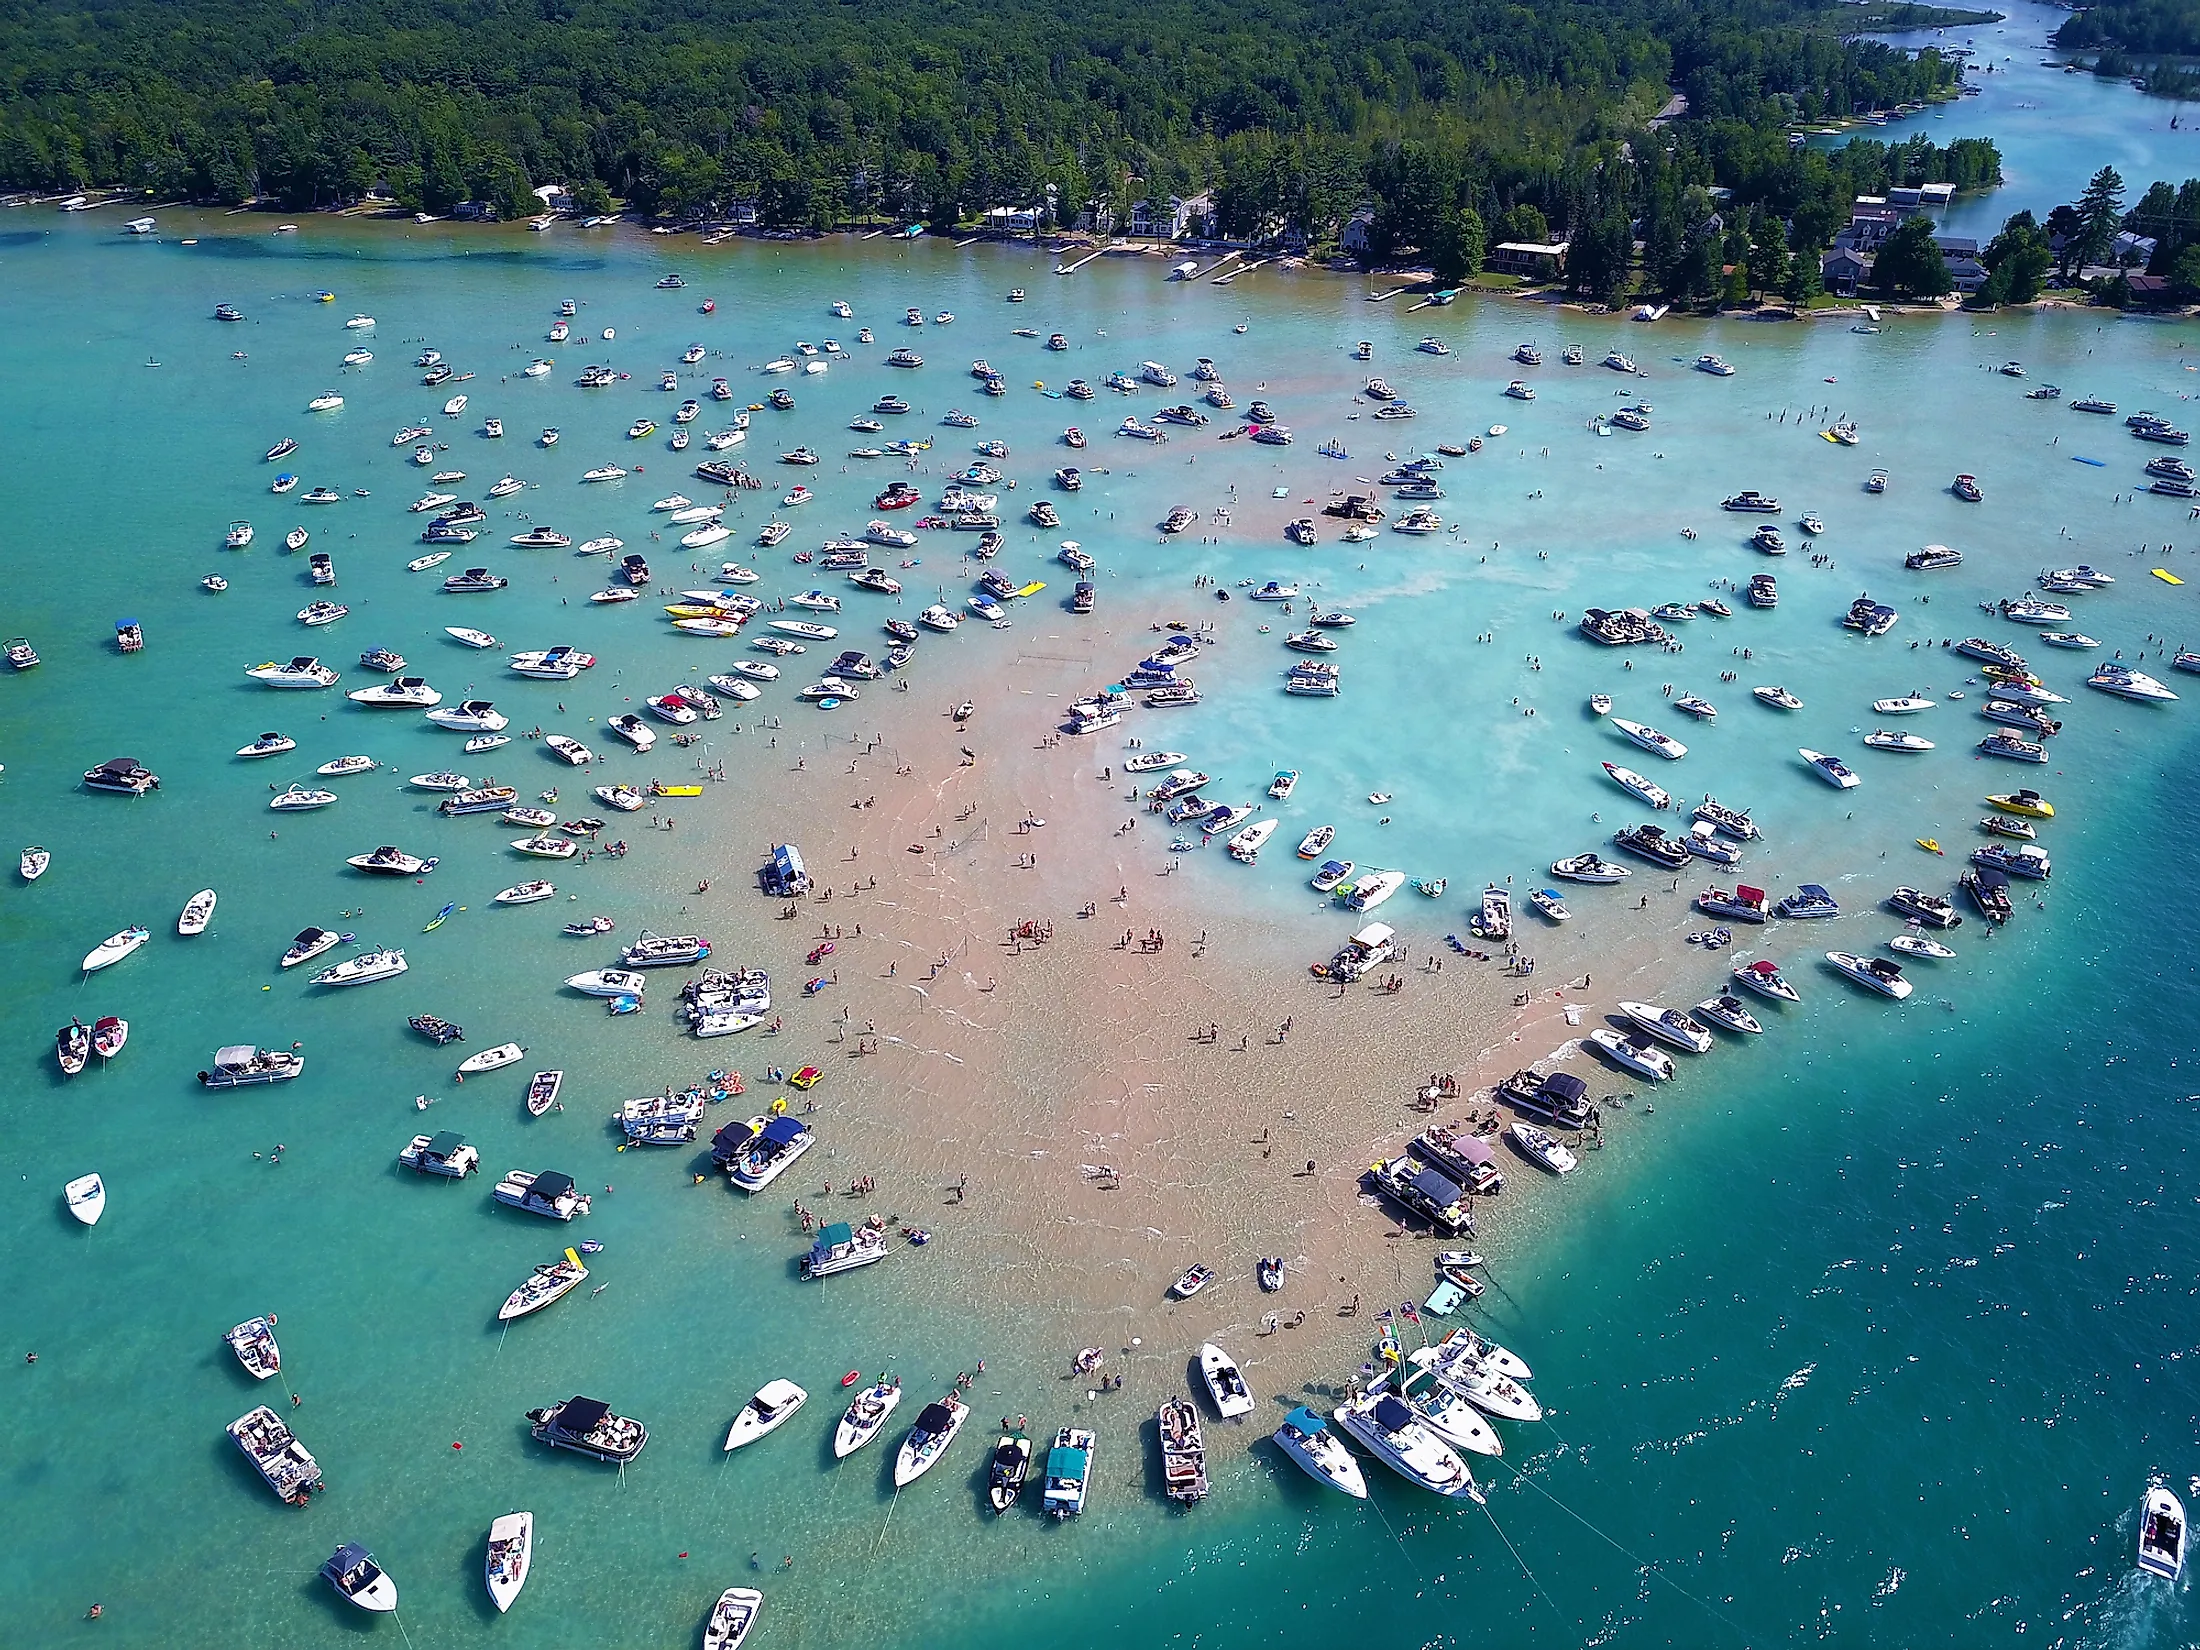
[[1128, 193, 1211, 240]]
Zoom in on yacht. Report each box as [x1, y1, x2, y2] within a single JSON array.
[[311, 947, 409, 987], [1332, 1391, 1479, 1498], [1587, 1027, 1675, 1081], [247, 656, 339, 689], [893, 1394, 971, 1487], [1826, 951, 1911, 999], [723, 1379, 808, 1451], [1695, 354, 1735, 376], [2088, 664, 2179, 702]]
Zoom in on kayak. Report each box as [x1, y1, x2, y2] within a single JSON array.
[[425, 902, 455, 931]]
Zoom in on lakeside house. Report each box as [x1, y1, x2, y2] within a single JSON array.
[[1128, 193, 1212, 241], [1487, 240, 1570, 280], [1341, 206, 1378, 257]]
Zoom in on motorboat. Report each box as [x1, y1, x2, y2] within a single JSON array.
[[496, 881, 557, 906], [1613, 823, 1690, 869], [2088, 664, 2179, 703], [81, 926, 150, 973], [1586, 1027, 1674, 1081], [247, 656, 340, 689], [1332, 1391, 1479, 1498], [1509, 1120, 1578, 1175], [703, 1588, 764, 1650], [348, 676, 441, 708], [229, 1403, 321, 1504], [1550, 852, 1630, 883], [1693, 993, 1763, 1035], [545, 736, 594, 765], [527, 1394, 644, 1460], [1604, 763, 1672, 810], [500, 1252, 589, 1320], [1977, 731, 2049, 763], [1888, 887, 1962, 929], [1890, 934, 1957, 961], [567, 968, 649, 998], [1800, 748, 1860, 789], [1620, 1000, 1714, 1053], [1697, 883, 1767, 921], [398, 1129, 478, 1176], [1774, 883, 1841, 918], [1864, 729, 1934, 752], [425, 700, 509, 731], [893, 1394, 971, 1487], [1198, 1342, 1256, 1420], [346, 846, 435, 876], [64, 1172, 105, 1224], [722, 1114, 813, 1191], [2139, 1487, 2187, 1582], [724, 1379, 808, 1451], [1826, 950, 1911, 999], [312, 946, 407, 987], [1732, 958, 1801, 1002]]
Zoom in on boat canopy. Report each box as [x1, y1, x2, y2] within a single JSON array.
[[914, 1402, 955, 1432], [212, 1044, 259, 1068], [765, 842, 810, 895], [1372, 1394, 1418, 1432], [1736, 884, 1765, 904], [1447, 1135, 1496, 1166], [1797, 883, 1832, 900], [426, 1130, 467, 1157], [1351, 922, 1394, 948], [553, 1396, 610, 1432], [1539, 1072, 1589, 1106], [710, 1120, 756, 1159], [1283, 1405, 1329, 1434], [97, 757, 146, 776], [1409, 1166, 1464, 1207], [531, 1171, 576, 1202], [116, 618, 140, 631], [1973, 865, 2011, 890], [1049, 1445, 1089, 1476], [760, 1115, 807, 1147], [817, 1221, 852, 1247]]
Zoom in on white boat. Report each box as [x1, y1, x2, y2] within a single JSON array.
[[459, 1042, 527, 1075], [82, 926, 149, 973], [348, 677, 441, 707], [1863, 729, 1934, 752], [1586, 1026, 1674, 1081], [1872, 695, 1935, 715], [1889, 933, 1956, 961], [1603, 762, 1671, 810], [893, 1394, 970, 1486], [1550, 853, 1630, 883], [1271, 1406, 1369, 1497], [21, 845, 51, 880], [1619, 1000, 1714, 1054], [446, 626, 499, 650], [1732, 958, 1801, 1002], [835, 1379, 905, 1458], [2089, 664, 2180, 703], [545, 735, 595, 765], [500, 1252, 588, 1319], [229, 1402, 320, 1505], [2139, 1486, 2187, 1582], [1509, 1120, 1578, 1175], [246, 656, 340, 689], [178, 888, 218, 935], [1227, 818, 1277, 862], [1042, 1426, 1096, 1518], [312, 948, 408, 987], [704, 1588, 764, 1650], [443, 393, 468, 416], [484, 1512, 532, 1613], [1198, 1342, 1256, 1419], [320, 1545, 398, 1613], [1611, 717, 1687, 760], [724, 1379, 808, 1450], [1693, 994, 1764, 1034], [1825, 950, 1911, 999], [1800, 748, 1860, 789], [64, 1172, 105, 1226], [1332, 1391, 1479, 1498], [426, 701, 510, 732], [566, 969, 648, 998]]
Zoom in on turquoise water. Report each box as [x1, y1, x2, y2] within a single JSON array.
[[4, 211, 2200, 1647], [1831, 0, 2200, 237]]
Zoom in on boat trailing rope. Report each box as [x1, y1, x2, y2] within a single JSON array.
[[1481, 1502, 1565, 1624], [1492, 1456, 1758, 1641]]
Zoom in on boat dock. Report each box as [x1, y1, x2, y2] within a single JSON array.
[[1055, 246, 1108, 276], [1214, 258, 1266, 284], [1184, 250, 1243, 282], [1366, 286, 1412, 302]]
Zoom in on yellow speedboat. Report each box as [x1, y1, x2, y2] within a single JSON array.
[[663, 604, 737, 621], [628, 419, 657, 439], [1985, 790, 2054, 819]]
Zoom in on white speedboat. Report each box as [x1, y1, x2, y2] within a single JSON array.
[[1825, 950, 1911, 999], [1271, 1406, 1369, 1497], [320, 1545, 397, 1613], [893, 1394, 970, 1486], [1332, 1391, 1479, 1498], [398, 1131, 479, 1175], [484, 1512, 532, 1613], [446, 626, 499, 650], [2139, 1486, 2188, 1582], [1732, 958, 1800, 1002], [82, 926, 150, 973], [1550, 853, 1630, 883], [1509, 1120, 1578, 1175], [723, 1379, 808, 1451], [1619, 1000, 1714, 1054], [178, 888, 217, 936], [1872, 695, 1935, 715], [458, 1041, 526, 1075], [834, 1379, 904, 1457], [1889, 933, 1956, 961], [1586, 1026, 1674, 1080], [500, 1253, 588, 1320], [20, 845, 50, 881], [1603, 762, 1672, 810], [1799, 748, 1860, 789], [566, 969, 648, 998], [1693, 993, 1764, 1034], [348, 676, 441, 707], [312, 948, 408, 987], [426, 700, 509, 731], [64, 1172, 105, 1226], [1611, 717, 1687, 760], [1394, 1368, 1504, 1457], [1199, 1342, 1256, 1420], [703, 1587, 764, 1650], [246, 656, 340, 689], [237, 731, 298, 759], [1863, 729, 1934, 752]]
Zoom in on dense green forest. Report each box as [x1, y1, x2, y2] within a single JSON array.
[[1, 0, 1959, 233], [2054, 1, 2200, 58]]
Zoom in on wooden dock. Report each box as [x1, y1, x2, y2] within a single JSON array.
[[1055, 246, 1107, 275], [1214, 258, 1267, 285], [1186, 250, 1243, 281]]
